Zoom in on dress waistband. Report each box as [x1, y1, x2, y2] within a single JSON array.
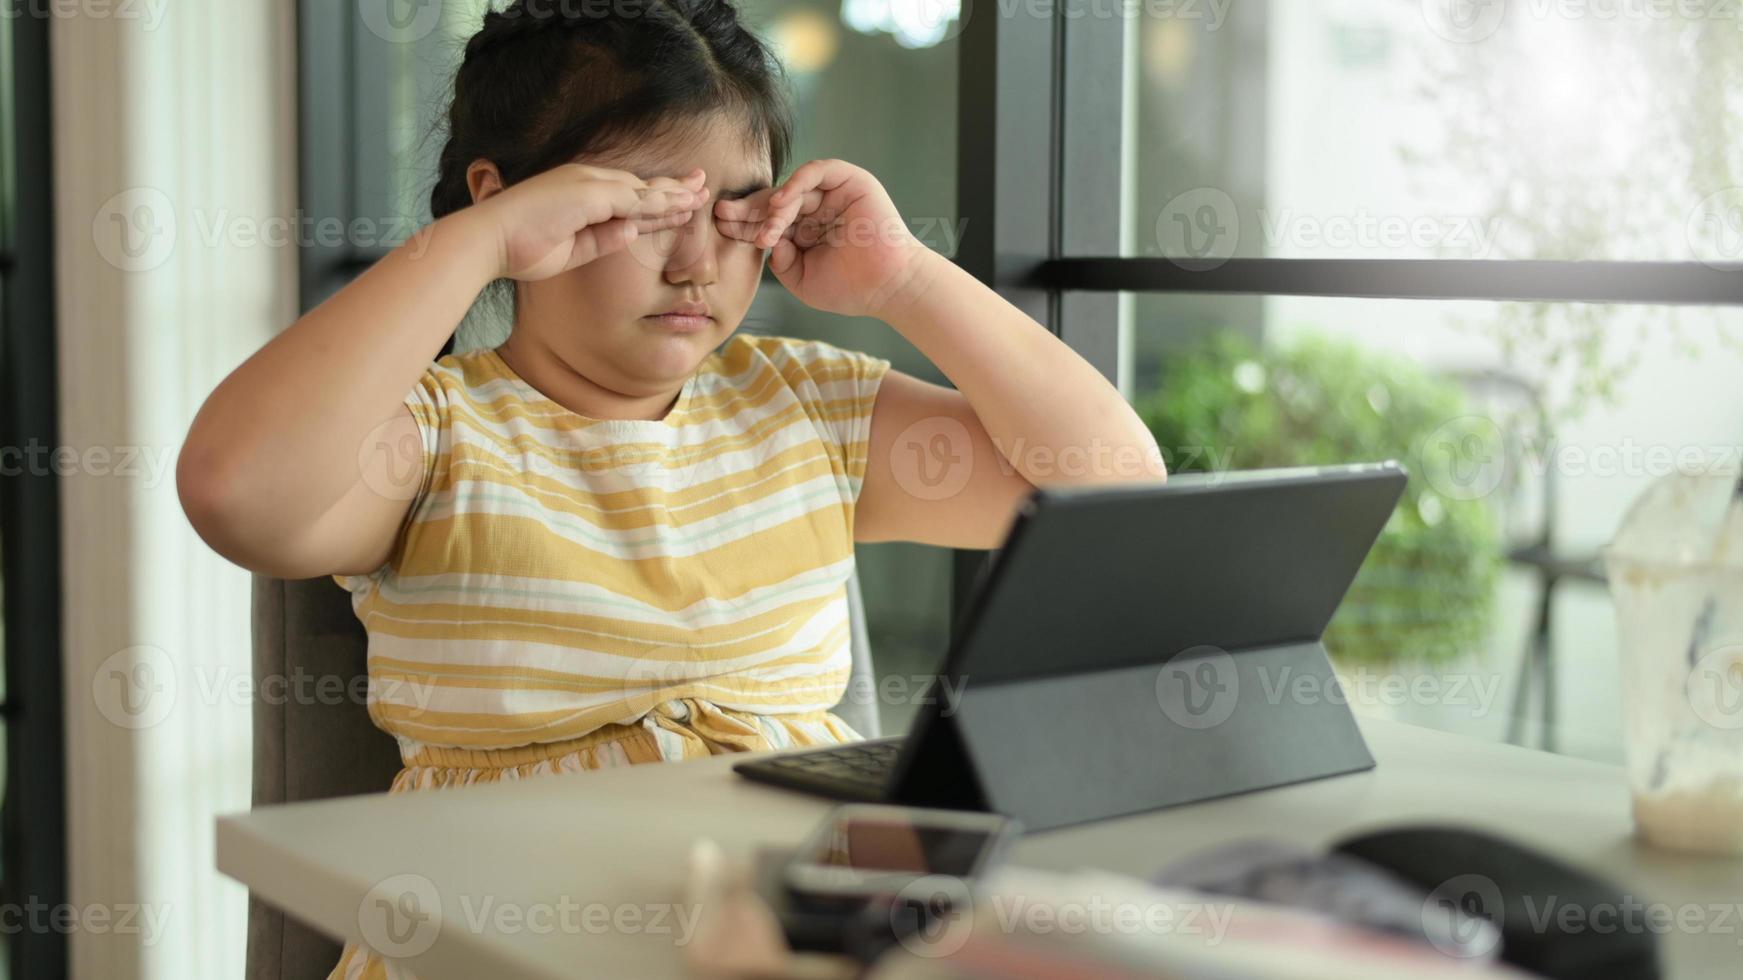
[[392, 698, 855, 791]]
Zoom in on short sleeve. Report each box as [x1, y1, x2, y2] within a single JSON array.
[[757, 336, 892, 506], [331, 365, 450, 594], [830, 349, 892, 504]]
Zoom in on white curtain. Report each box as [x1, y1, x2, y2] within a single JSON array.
[[53, 3, 298, 978]]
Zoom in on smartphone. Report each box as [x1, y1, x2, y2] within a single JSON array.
[[783, 803, 1018, 903]]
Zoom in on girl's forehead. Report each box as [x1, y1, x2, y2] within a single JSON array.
[[601, 117, 772, 183], [647, 150, 769, 184], [622, 155, 771, 194], [583, 147, 764, 183]]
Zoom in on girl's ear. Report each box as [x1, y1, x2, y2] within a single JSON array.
[[466, 159, 505, 206]]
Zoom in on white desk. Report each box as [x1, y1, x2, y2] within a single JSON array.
[[218, 718, 1742, 979]]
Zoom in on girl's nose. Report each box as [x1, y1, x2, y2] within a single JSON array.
[[663, 209, 719, 287]]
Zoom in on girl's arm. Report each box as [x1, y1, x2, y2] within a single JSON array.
[[177, 210, 496, 579], [714, 158, 1164, 550], [844, 250, 1165, 548], [178, 164, 706, 578], [874, 249, 1168, 488]]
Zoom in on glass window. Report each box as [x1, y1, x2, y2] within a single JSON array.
[[1128, 3, 1743, 263], [736, 1, 960, 734], [1124, 291, 1743, 762]]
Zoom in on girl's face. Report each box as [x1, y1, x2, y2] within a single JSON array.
[[514, 113, 773, 403]]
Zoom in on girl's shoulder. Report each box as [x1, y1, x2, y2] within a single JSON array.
[[717, 332, 891, 383], [429, 345, 511, 388], [416, 345, 553, 409], [719, 333, 893, 450]]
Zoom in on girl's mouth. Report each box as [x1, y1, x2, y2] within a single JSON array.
[[643, 313, 714, 333]]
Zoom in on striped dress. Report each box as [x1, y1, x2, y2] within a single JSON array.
[[325, 332, 890, 980]]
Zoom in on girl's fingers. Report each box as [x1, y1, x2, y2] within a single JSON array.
[[712, 189, 817, 247], [646, 204, 707, 231], [643, 183, 708, 211], [711, 206, 758, 240], [714, 213, 795, 245], [753, 188, 813, 249], [778, 195, 837, 249], [636, 170, 706, 199], [710, 195, 772, 225], [769, 236, 800, 276], [628, 184, 707, 222], [633, 210, 694, 234], [761, 161, 855, 240], [566, 217, 639, 270], [583, 163, 704, 191]]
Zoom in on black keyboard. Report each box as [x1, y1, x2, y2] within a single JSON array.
[[733, 737, 903, 801]]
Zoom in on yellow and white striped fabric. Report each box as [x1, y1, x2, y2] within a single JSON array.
[[334, 330, 891, 760], [324, 332, 889, 978]]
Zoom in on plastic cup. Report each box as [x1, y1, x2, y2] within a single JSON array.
[[1604, 471, 1743, 856]]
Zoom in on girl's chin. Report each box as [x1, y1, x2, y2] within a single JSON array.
[[627, 329, 720, 375]]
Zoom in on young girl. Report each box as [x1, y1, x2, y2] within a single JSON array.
[[179, 0, 1162, 975]]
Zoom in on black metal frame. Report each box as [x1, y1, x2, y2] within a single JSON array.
[[299, 0, 362, 312], [0, 8, 67, 980], [950, 0, 1061, 614], [1044, 257, 1743, 306]]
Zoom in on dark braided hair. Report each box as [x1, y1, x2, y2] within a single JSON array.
[[432, 0, 794, 354]]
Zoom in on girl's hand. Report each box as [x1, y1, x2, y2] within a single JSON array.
[[475, 163, 709, 282], [712, 159, 935, 319]]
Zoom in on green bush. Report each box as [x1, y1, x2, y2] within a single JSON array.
[[1134, 332, 1502, 666]]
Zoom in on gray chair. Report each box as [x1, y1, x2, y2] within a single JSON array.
[[247, 571, 881, 980]]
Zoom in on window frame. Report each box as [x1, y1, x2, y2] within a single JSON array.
[[946, 7, 1743, 625], [0, 8, 68, 980]]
